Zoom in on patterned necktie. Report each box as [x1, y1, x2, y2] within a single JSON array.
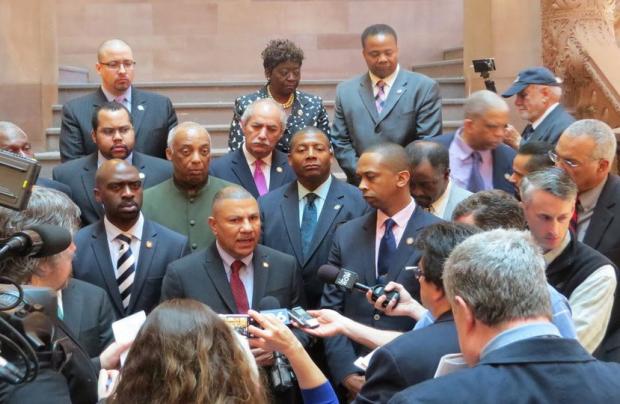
[[116, 234, 135, 312], [377, 218, 397, 281], [375, 80, 386, 113], [521, 124, 534, 141], [230, 260, 249, 314], [300, 193, 318, 259], [253, 159, 268, 196], [467, 151, 485, 193], [570, 198, 580, 233]]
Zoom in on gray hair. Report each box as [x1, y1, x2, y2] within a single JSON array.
[[452, 190, 527, 231], [463, 90, 509, 119], [240, 98, 287, 129], [0, 186, 81, 284], [562, 119, 616, 162], [443, 229, 552, 326], [520, 167, 577, 204], [167, 122, 211, 148]]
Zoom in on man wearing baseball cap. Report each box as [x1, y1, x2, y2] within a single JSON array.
[[502, 66, 575, 148]]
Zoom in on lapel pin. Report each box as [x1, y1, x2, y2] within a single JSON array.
[[139, 172, 145, 180], [137, 105, 145, 111], [406, 237, 414, 245], [334, 204, 341, 210], [262, 261, 269, 268], [146, 240, 153, 248], [276, 167, 283, 173], [397, 89, 403, 94], [297, 109, 303, 116]]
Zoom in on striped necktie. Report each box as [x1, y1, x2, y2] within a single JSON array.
[[116, 234, 135, 312]]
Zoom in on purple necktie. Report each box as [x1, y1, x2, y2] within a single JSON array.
[[375, 80, 386, 113], [253, 159, 268, 196]]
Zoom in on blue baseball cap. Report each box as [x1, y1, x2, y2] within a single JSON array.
[[501, 67, 562, 98]]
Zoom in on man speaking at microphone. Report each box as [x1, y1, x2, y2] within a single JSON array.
[[320, 143, 440, 399]]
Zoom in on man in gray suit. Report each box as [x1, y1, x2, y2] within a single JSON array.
[[406, 141, 471, 220], [331, 24, 442, 184]]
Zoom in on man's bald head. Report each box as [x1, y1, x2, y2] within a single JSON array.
[[95, 159, 140, 186], [212, 185, 255, 215], [0, 121, 33, 158], [97, 39, 132, 61], [363, 142, 410, 173]]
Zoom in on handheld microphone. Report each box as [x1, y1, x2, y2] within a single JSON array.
[[318, 264, 400, 308], [257, 296, 290, 325], [0, 224, 72, 261]]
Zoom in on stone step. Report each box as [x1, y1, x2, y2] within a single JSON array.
[[442, 47, 464, 61], [412, 59, 463, 78], [57, 77, 466, 104]]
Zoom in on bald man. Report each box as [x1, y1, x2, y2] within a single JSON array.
[[0, 121, 72, 197], [320, 142, 441, 397], [59, 39, 177, 162], [73, 159, 189, 319]]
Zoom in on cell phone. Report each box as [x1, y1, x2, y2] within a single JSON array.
[[288, 306, 320, 329]]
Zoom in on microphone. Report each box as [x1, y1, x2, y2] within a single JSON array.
[[0, 355, 24, 384], [318, 264, 400, 308], [0, 224, 72, 260], [257, 296, 290, 325]]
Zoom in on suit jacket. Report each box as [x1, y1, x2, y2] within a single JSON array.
[[321, 207, 441, 383], [59, 87, 177, 161], [228, 86, 331, 153], [331, 69, 442, 182], [52, 152, 173, 226], [36, 177, 73, 199], [429, 132, 516, 194], [355, 311, 459, 404], [259, 177, 370, 308], [524, 104, 575, 145], [210, 148, 296, 198], [73, 219, 189, 318], [438, 182, 472, 220], [389, 337, 620, 404], [62, 278, 116, 358]]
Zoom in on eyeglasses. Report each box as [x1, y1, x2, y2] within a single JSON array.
[[409, 266, 425, 280], [548, 150, 581, 169], [99, 60, 136, 70]]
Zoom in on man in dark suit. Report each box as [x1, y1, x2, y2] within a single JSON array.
[[390, 229, 620, 404], [73, 160, 189, 319], [554, 119, 620, 362], [59, 39, 177, 162], [429, 90, 515, 194], [321, 143, 441, 398], [259, 127, 369, 308], [0, 121, 72, 198], [53, 102, 173, 226], [502, 66, 575, 148], [211, 98, 296, 198], [331, 24, 442, 183]]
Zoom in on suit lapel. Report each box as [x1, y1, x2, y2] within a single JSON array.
[[269, 151, 290, 191], [231, 150, 259, 196], [81, 154, 103, 220], [378, 71, 408, 123], [385, 206, 426, 283], [91, 222, 125, 315], [281, 183, 304, 266], [131, 88, 147, 135], [127, 220, 156, 313], [251, 246, 270, 309], [360, 212, 379, 285], [204, 244, 238, 313], [358, 75, 379, 124], [584, 176, 616, 248]]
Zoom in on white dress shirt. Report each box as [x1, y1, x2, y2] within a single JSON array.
[[216, 242, 254, 308], [369, 64, 400, 100], [297, 176, 332, 226], [104, 213, 144, 271], [375, 197, 416, 278], [243, 144, 272, 189], [429, 180, 452, 218], [101, 86, 132, 113]]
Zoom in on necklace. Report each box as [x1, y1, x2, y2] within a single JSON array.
[[267, 85, 295, 109]]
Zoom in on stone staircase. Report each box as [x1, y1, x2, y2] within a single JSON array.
[[37, 47, 465, 177]]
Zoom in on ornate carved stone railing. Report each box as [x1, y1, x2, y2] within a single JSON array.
[[542, 0, 620, 127]]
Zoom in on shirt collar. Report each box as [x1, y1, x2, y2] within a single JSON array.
[[216, 241, 254, 271], [104, 212, 144, 242], [101, 86, 132, 104], [480, 322, 561, 360], [297, 176, 332, 202], [377, 197, 416, 231], [531, 102, 559, 129], [543, 231, 571, 265], [97, 151, 133, 167], [452, 128, 491, 161], [369, 64, 400, 89], [243, 143, 272, 167], [430, 179, 452, 215], [579, 176, 607, 213]]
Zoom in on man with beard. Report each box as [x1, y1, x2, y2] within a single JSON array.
[[73, 160, 189, 319], [210, 98, 296, 198], [142, 121, 233, 252], [53, 102, 173, 226]]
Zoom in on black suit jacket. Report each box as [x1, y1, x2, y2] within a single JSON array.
[[259, 177, 370, 308], [321, 207, 441, 384], [524, 104, 575, 144], [59, 87, 177, 161], [389, 337, 620, 404], [52, 152, 173, 226], [36, 177, 73, 199], [73, 219, 189, 318], [355, 312, 458, 404], [62, 278, 116, 358], [210, 149, 296, 198], [429, 132, 516, 194]]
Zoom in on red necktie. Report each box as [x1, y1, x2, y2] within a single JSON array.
[[569, 199, 579, 234], [230, 260, 249, 314]]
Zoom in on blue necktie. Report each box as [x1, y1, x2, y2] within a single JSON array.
[[300, 193, 318, 259], [467, 151, 485, 193], [377, 218, 397, 281]]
